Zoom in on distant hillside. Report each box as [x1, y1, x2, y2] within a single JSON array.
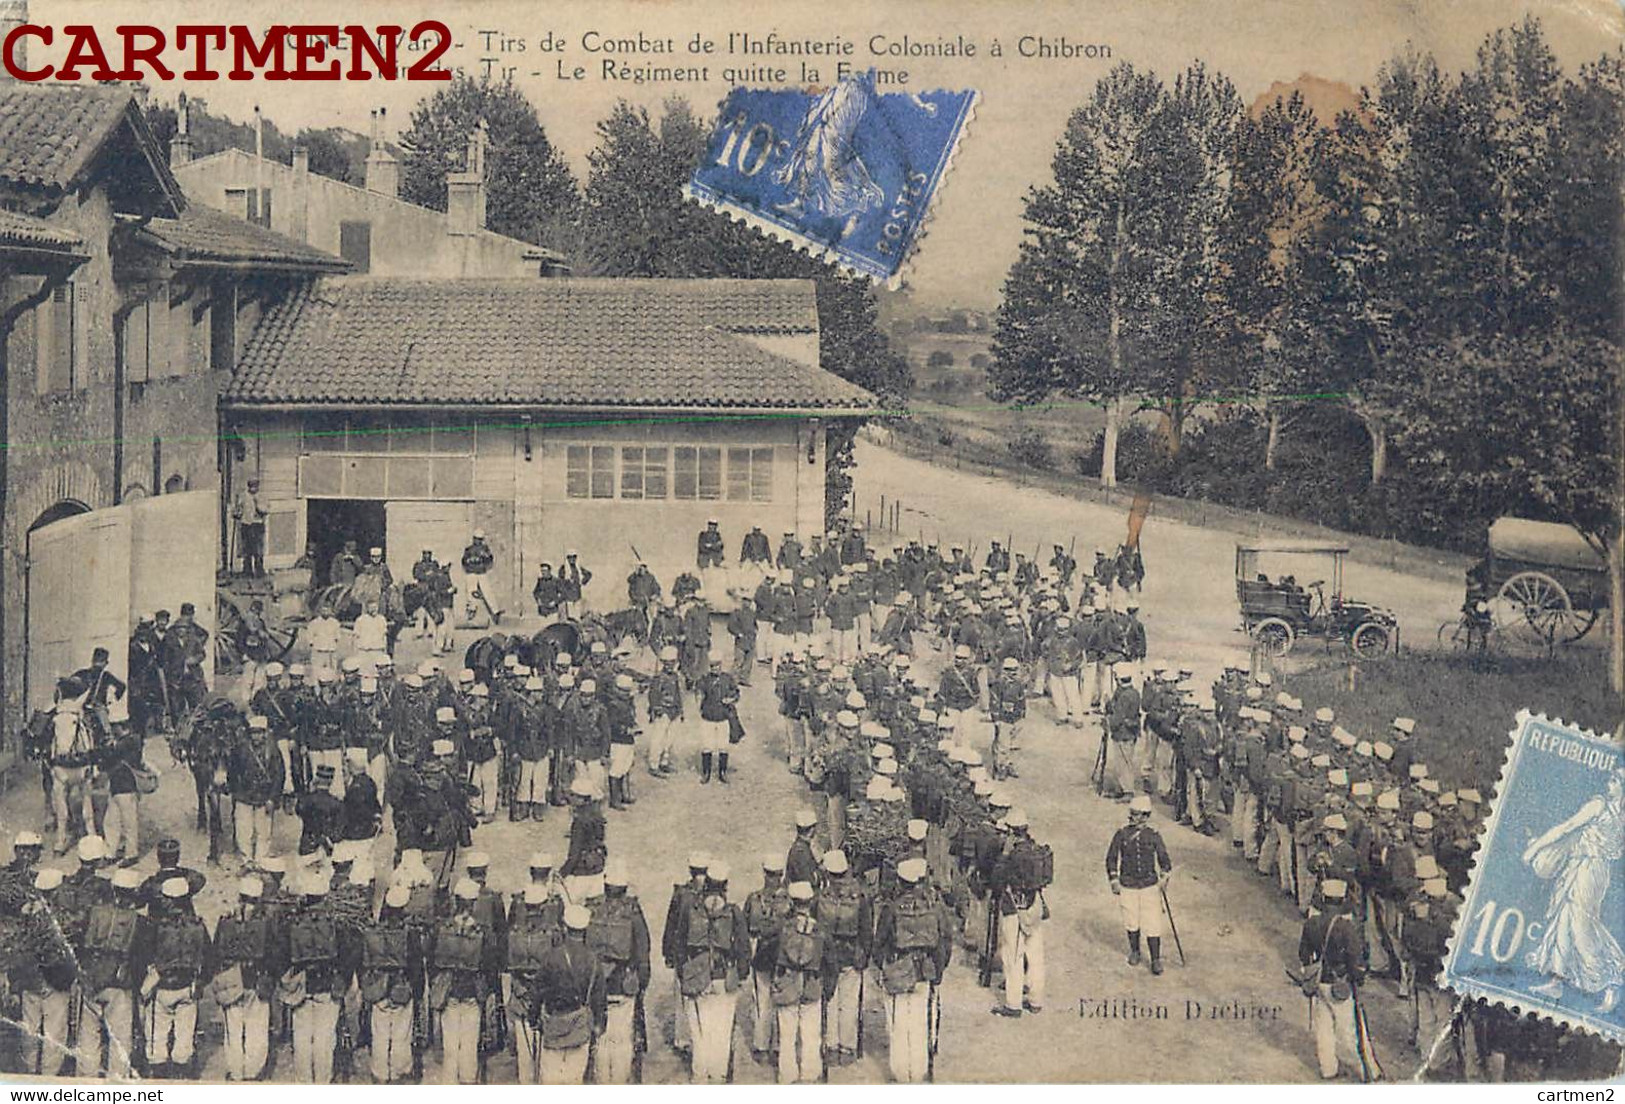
[[1249, 73, 1363, 124]]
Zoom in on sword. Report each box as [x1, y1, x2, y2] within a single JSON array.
[[1159, 881, 1186, 966]]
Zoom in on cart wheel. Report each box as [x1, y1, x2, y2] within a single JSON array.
[[1349, 621, 1390, 659], [1494, 570, 1575, 646], [1253, 617, 1294, 658]]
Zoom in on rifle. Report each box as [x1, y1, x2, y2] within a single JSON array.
[[926, 980, 940, 1081], [978, 890, 999, 988], [855, 967, 866, 1059], [1092, 733, 1109, 795], [1159, 881, 1187, 966], [629, 542, 644, 564], [632, 988, 647, 1084]]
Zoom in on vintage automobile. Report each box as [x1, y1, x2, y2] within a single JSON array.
[[1234, 543, 1398, 659]]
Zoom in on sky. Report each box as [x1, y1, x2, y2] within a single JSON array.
[[29, 0, 1622, 308]]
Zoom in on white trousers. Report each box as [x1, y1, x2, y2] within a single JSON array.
[[686, 983, 734, 1083], [541, 1042, 589, 1084], [291, 994, 339, 1083], [220, 996, 270, 1081], [145, 988, 196, 1066], [78, 989, 134, 1079], [510, 1014, 542, 1085], [234, 801, 274, 865], [439, 998, 481, 1084], [1311, 984, 1378, 1080], [776, 1002, 822, 1083], [646, 716, 679, 770], [751, 968, 777, 1053], [1000, 909, 1046, 1011], [886, 986, 931, 1083], [596, 996, 637, 1084], [21, 988, 70, 1075], [371, 1001, 414, 1084], [516, 758, 550, 805], [830, 966, 861, 1052], [471, 757, 500, 817]]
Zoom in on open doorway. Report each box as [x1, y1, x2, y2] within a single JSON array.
[[307, 499, 387, 586]]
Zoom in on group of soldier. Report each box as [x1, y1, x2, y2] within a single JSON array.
[[15, 509, 1602, 1085]]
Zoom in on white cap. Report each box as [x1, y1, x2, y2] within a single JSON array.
[[707, 861, 730, 882], [161, 875, 189, 899], [1005, 808, 1030, 828], [788, 881, 815, 901], [570, 775, 595, 797], [435, 706, 456, 724], [1129, 795, 1152, 814], [453, 878, 480, 902], [898, 858, 928, 883], [432, 738, 455, 756], [604, 860, 629, 886], [384, 884, 412, 909], [907, 819, 929, 841], [794, 808, 818, 829], [529, 851, 555, 871], [1321, 879, 1347, 900], [1393, 717, 1417, 735], [238, 876, 264, 899], [464, 851, 490, 870], [14, 830, 41, 848], [564, 904, 591, 930], [77, 835, 108, 861], [35, 868, 65, 891], [822, 850, 849, 874]]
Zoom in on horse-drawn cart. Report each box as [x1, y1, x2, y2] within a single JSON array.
[[1479, 517, 1607, 646]]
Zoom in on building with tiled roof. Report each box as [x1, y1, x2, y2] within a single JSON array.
[[173, 109, 568, 278], [0, 81, 347, 747], [225, 274, 877, 605]]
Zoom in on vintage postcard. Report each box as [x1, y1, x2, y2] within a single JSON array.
[[0, 0, 1618, 1091]]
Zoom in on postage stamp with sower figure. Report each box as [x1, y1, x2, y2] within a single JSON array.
[[686, 70, 977, 286], [1444, 712, 1625, 1043]]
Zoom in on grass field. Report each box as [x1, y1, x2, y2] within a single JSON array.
[[1289, 649, 1616, 795]]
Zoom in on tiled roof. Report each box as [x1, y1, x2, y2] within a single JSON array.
[[227, 278, 877, 412], [0, 208, 84, 252], [0, 84, 130, 189], [134, 206, 351, 272]]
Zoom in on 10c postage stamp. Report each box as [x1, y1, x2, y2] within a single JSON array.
[[1444, 712, 1625, 1043], [686, 70, 977, 286]]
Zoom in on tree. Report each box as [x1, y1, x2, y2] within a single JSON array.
[[1552, 50, 1624, 343], [295, 128, 360, 184], [399, 75, 580, 252], [1305, 50, 1463, 484], [580, 97, 911, 520], [1225, 93, 1332, 469], [991, 61, 1241, 487]]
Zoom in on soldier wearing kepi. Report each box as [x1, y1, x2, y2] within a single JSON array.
[[1297, 879, 1383, 1081], [536, 904, 606, 1084], [14, 869, 77, 1077], [282, 874, 347, 1084], [1106, 795, 1173, 976], [70, 865, 145, 1079], [743, 854, 792, 1063], [875, 856, 954, 1082], [144, 875, 212, 1078], [644, 647, 685, 777], [991, 809, 1052, 1014], [771, 880, 826, 1083], [361, 882, 422, 1084], [674, 861, 750, 1083], [816, 849, 872, 1063], [587, 861, 651, 1083], [431, 878, 498, 1084], [211, 876, 280, 1081]]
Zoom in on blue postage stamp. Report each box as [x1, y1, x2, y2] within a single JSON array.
[[686, 71, 977, 287], [1443, 712, 1625, 1042]]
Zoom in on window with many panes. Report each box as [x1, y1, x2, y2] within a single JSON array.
[[566, 443, 773, 503], [299, 414, 476, 500]]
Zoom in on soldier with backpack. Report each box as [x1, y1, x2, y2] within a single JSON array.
[[536, 905, 606, 1084], [587, 861, 651, 1083], [773, 881, 828, 1084], [430, 879, 498, 1084], [211, 876, 281, 1081], [70, 866, 146, 1079], [361, 883, 423, 1084], [816, 849, 872, 1065], [744, 855, 792, 1063], [674, 862, 750, 1083], [991, 810, 1051, 1016], [875, 857, 954, 1082]]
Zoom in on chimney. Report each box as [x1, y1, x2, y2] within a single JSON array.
[[168, 90, 193, 167], [291, 145, 310, 242], [364, 107, 399, 198], [445, 119, 488, 236], [0, 0, 26, 79]]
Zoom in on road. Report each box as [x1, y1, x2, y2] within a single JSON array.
[[4, 440, 1481, 1083]]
